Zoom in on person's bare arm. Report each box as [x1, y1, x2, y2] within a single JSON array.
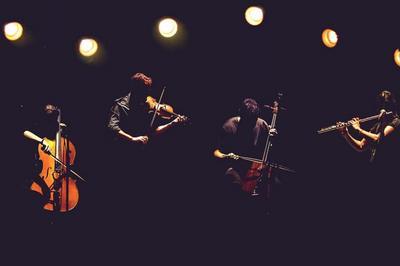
[[213, 149, 239, 159], [117, 130, 148, 144], [350, 116, 396, 142], [154, 116, 185, 135], [108, 104, 148, 144], [351, 118, 380, 142], [337, 122, 367, 152]]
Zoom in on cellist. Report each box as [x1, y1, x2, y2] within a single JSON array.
[[25, 104, 58, 213], [27, 104, 79, 213], [213, 98, 276, 210]]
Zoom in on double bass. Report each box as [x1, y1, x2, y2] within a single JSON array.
[[30, 105, 79, 212]]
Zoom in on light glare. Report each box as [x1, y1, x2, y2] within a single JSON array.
[[394, 49, 400, 67], [158, 18, 178, 38], [79, 38, 98, 57], [322, 29, 338, 48], [245, 6, 264, 26], [4, 22, 23, 41]]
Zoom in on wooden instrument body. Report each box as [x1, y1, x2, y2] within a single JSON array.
[[146, 95, 188, 122], [242, 161, 265, 193], [146, 96, 175, 120], [30, 137, 79, 212]]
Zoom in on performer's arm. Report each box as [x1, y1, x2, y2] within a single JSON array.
[[213, 149, 239, 161], [350, 117, 397, 142], [154, 116, 184, 135], [117, 129, 148, 144], [108, 104, 148, 144], [213, 125, 237, 159], [350, 118, 380, 142], [338, 123, 367, 152]]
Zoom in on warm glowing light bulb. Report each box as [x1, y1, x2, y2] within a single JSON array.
[[394, 49, 400, 67], [245, 6, 264, 26], [79, 38, 98, 57], [4, 22, 23, 41], [158, 18, 178, 38], [322, 29, 338, 48]]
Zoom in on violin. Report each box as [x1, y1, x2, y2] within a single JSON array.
[[30, 106, 79, 212], [146, 96, 189, 122]]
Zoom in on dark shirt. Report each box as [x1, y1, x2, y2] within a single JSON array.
[[217, 116, 270, 177], [108, 92, 153, 140], [369, 116, 400, 165]]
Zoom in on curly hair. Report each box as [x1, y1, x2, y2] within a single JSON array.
[[239, 98, 260, 119], [131, 72, 152, 87]]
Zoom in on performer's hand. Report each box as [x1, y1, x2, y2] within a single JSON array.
[[131, 136, 149, 144], [269, 128, 278, 136], [350, 117, 361, 131], [172, 116, 186, 125], [336, 122, 348, 136], [41, 141, 51, 153], [256, 163, 264, 171], [378, 109, 387, 120], [226, 153, 239, 160]]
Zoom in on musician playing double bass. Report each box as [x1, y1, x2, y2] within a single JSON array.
[[25, 103, 81, 218], [26, 104, 59, 213], [214, 98, 277, 211]]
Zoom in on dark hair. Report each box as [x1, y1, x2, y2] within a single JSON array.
[[42, 104, 59, 137], [129, 72, 152, 104], [239, 98, 260, 119], [377, 90, 397, 115], [130, 72, 152, 88], [44, 104, 58, 115]]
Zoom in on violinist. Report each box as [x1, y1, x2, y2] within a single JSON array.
[[214, 98, 276, 197], [107, 72, 185, 145], [106, 72, 186, 218]]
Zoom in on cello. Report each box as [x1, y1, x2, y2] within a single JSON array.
[[29, 105, 79, 212]]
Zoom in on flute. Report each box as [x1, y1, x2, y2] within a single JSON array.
[[317, 111, 392, 134]]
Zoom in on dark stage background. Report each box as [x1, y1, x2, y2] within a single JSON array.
[[2, 0, 400, 263]]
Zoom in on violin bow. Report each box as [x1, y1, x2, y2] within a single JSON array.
[[149, 86, 166, 129]]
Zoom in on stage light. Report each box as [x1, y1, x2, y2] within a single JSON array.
[[394, 49, 400, 67], [158, 18, 178, 38], [245, 6, 264, 26], [79, 38, 98, 57], [4, 22, 23, 41], [322, 29, 338, 48]]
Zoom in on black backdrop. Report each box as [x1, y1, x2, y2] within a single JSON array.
[[2, 0, 400, 264]]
